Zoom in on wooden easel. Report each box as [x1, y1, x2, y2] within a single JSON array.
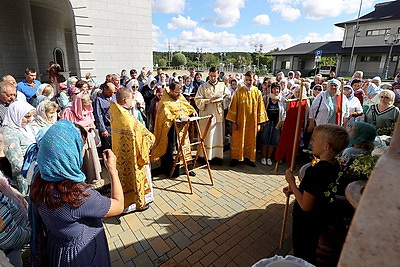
[[169, 115, 214, 194]]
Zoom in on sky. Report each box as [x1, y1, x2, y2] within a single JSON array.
[[152, 0, 382, 53]]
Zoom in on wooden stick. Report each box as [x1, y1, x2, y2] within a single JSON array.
[[279, 79, 305, 249], [285, 96, 313, 102]]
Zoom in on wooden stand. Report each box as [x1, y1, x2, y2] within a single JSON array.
[[169, 115, 214, 194]]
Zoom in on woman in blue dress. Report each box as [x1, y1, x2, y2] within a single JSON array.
[[30, 120, 123, 266]]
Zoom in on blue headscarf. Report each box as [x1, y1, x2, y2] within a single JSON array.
[[366, 82, 381, 97], [37, 120, 86, 182]]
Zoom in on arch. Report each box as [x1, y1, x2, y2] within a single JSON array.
[[53, 48, 65, 71]]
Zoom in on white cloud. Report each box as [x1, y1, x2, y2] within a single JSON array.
[[268, 0, 302, 22], [252, 14, 271, 25], [165, 27, 293, 52], [152, 24, 167, 51], [213, 0, 245, 28], [167, 15, 198, 30], [302, 0, 376, 20], [299, 26, 344, 43], [152, 0, 185, 14]]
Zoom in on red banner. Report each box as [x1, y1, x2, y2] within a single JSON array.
[[275, 99, 308, 165]]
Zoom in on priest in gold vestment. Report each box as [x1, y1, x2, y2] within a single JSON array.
[[226, 71, 267, 167], [111, 88, 155, 212], [151, 82, 196, 177]]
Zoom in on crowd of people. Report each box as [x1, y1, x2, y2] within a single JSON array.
[[0, 64, 399, 266]]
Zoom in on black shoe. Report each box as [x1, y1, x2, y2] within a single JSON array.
[[244, 158, 256, 167], [229, 159, 239, 167], [189, 171, 196, 177], [211, 158, 223, 166]]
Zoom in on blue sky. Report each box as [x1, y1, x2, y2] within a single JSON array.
[[152, 0, 381, 52]]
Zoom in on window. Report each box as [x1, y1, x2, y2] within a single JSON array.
[[53, 48, 65, 71], [360, 56, 381, 62], [281, 61, 290, 69], [366, 28, 390, 36]]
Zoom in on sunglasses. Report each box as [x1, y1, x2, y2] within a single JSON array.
[[132, 86, 139, 88], [313, 87, 322, 91]]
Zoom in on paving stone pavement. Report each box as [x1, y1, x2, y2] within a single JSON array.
[[102, 154, 297, 266]]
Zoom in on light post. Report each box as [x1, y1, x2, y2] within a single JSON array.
[[254, 44, 263, 71], [196, 48, 202, 70], [383, 33, 400, 79], [220, 52, 226, 71]]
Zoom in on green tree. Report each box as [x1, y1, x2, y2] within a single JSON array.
[[320, 56, 337, 66], [158, 58, 167, 68], [171, 53, 187, 67], [203, 53, 219, 67], [259, 55, 273, 71]]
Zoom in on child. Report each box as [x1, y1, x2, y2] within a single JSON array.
[[283, 124, 349, 264], [226, 71, 268, 167]]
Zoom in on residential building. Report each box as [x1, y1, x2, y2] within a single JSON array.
[[270, 0, 400, 78]]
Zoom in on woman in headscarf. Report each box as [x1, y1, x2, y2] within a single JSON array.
[[31, 83, 54, 108], [308, 79, 349, 132], [340, 121, 377, 165], [30, 120, 123, 267], [362, 80, 381, 105], [0, 101, 36, 195], [61, 92, 101, 183], [126, 79, 146, 124], [343, 85, 363, 129], [30, 100, 58, 135]]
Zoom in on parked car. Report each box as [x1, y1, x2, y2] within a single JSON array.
[[319, 66, 336, 76]]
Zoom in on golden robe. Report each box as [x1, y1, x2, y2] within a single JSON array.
[[151, 92, 195, 163], [226, 86, 268, 162], [110, 102, 155, 209]]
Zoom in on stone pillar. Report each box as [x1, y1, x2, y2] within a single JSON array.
[[0, 0, 39, 80]]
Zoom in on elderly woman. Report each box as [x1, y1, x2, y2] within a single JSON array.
[[30, 120, 123, 266], [126, 79, 146, 124], [30, 101, 58, 135], [364, 89, 400, 135], [260, 82, 286, 166], [61, 93, 101, 183], [0, 101, 36, 195], [308, 79, 349, 132], [343, 85, 363, 129]]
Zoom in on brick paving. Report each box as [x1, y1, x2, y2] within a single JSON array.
[[101, 152, 296, 266]]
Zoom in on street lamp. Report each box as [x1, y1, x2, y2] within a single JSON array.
[[196, 48, 202, 70], [220, 52, 226, 71], [383, 33, 400, 79], [254, 44, 263, 71]]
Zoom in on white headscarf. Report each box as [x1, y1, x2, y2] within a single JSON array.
[[35, 100, 57, 127], [2, 101, 36, 141], [35, 83, 54, 99]]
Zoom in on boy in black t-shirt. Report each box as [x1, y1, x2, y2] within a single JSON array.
[[283, 124, 349, 264]]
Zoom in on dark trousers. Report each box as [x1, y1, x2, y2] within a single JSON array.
[[100, 126, 112, 151]]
